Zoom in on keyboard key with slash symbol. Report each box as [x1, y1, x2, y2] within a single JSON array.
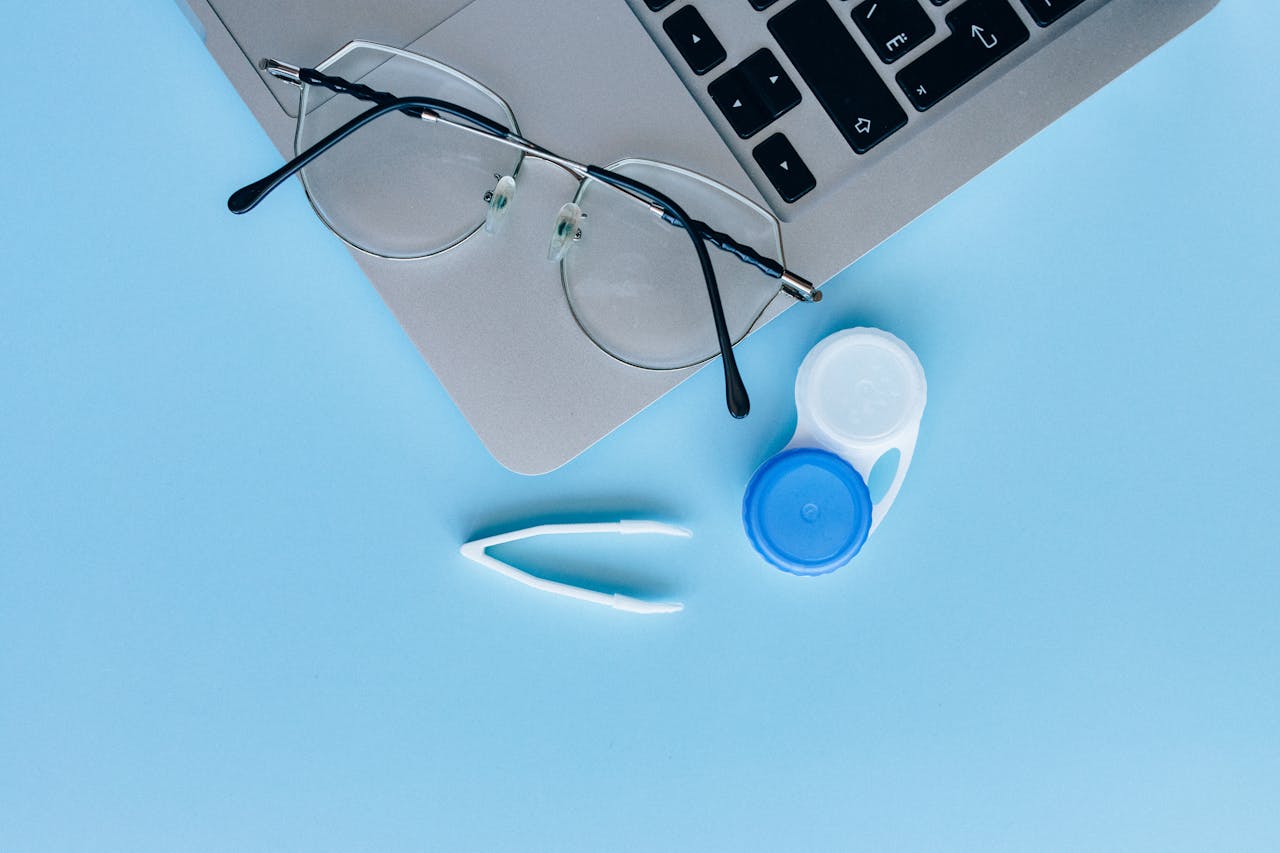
[[852, 0, 937, 64]]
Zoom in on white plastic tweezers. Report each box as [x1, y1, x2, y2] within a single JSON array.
[[459, 520, 691, 614]]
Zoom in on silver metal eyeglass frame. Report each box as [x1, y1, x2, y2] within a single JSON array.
[[228, 41, 821, 418]]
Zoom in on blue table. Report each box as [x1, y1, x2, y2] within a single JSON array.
[[2, 2, 1277, 849]]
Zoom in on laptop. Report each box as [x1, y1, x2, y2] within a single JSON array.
[[177, 0, 1219, 474]]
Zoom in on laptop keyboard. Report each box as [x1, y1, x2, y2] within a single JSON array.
[[629, 0, 1099, 214], [770, 0, 909, 154]]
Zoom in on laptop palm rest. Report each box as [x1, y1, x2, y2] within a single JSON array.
[[190, 0, 758, 473]]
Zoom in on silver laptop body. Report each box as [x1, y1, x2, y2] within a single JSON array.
[[177, 0, 1219, 474]]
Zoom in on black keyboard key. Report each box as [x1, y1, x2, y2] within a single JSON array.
[[1020, 0, 1086, 26], [896, 0, 1029, 111], [750, 0, 781, 9], [769, 0, 908, 154], [663, 6, 727, 75], [852, 0, 937, 64], [645, 0, 675, 10], [753, 133, 816, 202], [737, 49, 801, 118], [709, 69, 772, 138], [708, 49, 800, 139]]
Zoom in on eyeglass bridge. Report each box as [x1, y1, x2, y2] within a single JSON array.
[[233, 51, 825, 418]]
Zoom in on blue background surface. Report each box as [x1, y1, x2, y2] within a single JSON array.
[[3, 2, 1278, 850]]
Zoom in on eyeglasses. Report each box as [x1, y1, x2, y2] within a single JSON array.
[[228, 41, 821, 418]]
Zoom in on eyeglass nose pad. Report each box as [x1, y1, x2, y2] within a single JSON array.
[[548, 202, 583, 263], [483, 175, 517, 235]]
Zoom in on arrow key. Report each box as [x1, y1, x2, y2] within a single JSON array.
[[663, 6, 726, 76], [753, 133, 816, 203], [737, 49, 801, 119], [709, 68, 771, 138]]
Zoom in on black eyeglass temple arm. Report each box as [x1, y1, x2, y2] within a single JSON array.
[[228, 68, 510, 214], [588, 165, 751, 418], [660, 212, 820, 303]]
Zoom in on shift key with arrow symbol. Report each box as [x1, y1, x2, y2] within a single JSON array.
[[768, 0, 908, 155], [895, 0, 1029, 112]]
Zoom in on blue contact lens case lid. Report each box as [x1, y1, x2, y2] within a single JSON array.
[[742, 328, 928, 575], [742, 447, 872, 576]]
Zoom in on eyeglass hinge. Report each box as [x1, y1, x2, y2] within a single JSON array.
[[261, 58, 302, 87], [781, 270, 821, 303]]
